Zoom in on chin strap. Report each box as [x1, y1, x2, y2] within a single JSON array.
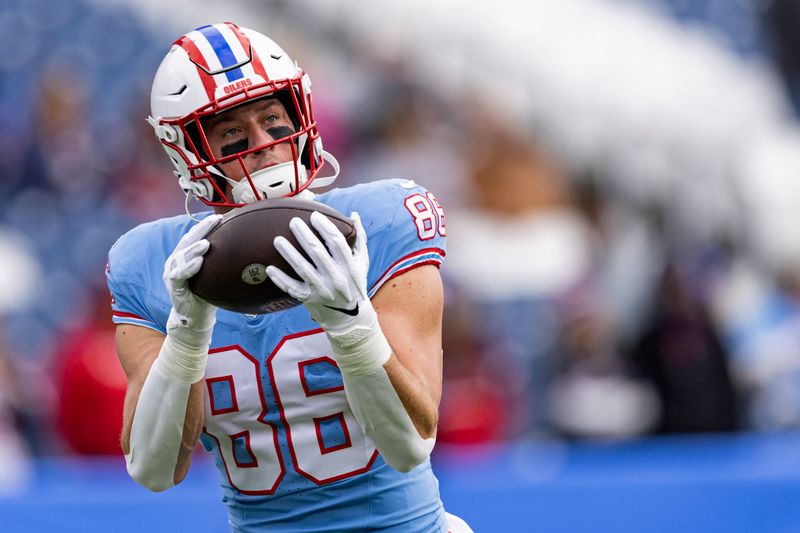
[[310, 150, 340, 189], [184, 191, 201, 222]]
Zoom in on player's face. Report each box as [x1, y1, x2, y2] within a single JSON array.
[[203, 97, 296, 182]]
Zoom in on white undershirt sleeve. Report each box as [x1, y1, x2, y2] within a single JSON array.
[[125, 334, 208, 491], [326, 306, 435, 473]]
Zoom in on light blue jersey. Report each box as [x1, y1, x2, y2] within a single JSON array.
[[107, 179, 448, 532]]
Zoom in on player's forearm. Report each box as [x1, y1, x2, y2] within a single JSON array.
[[340, 363, 436, 473], [124, 365, 204, 489], [125, 335, 209, 491], [326, 310, 437, 472], [173, 381, 205, 484], [127, 212, 220, 489], [382, 354, 439, 439]]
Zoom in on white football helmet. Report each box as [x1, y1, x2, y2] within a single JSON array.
[[148, 22, 339, 208]]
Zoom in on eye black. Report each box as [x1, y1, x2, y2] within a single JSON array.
[[221, 138, 249, 157], [266, 126, 295, 140]]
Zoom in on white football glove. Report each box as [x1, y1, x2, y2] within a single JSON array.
[[267, 211, 391, 376], [163, 214, 223, 348], [266, 211, 434, 472], [267, 211, 370, 334]]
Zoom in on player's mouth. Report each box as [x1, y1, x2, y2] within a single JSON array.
[[248, 158, 282, 175]]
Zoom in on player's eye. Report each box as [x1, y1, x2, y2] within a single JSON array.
[[263, 113, 280, 124], [221, 127, 241, 138]]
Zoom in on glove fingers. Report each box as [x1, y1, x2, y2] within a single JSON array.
[[180, 214, 223, 249], [197, 213, 224, 236], [274, 236, 334, 300], [167, 239, 210, 282], [163, 217, 221, 343], [266, 265, 310, 301], [351, 212, 368, 259], [306, 214, 358, 299], [182, 254, 206, 278], [289, 217, 341, 281], [310, 212, 351, 264], [184, 238, 211, 261], [349, 212, 370, 300]]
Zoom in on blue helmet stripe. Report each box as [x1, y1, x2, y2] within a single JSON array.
[[196, 24, 245, 82]]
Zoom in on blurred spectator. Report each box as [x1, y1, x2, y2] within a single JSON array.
[[105, 101, 186, 223], [21, 63, 98, 199], [0, 229, 40, 493], [708, 252, 800, 431], [347, 71, 470, 207], [544, 176, 661, 440], [628, 254, 739, 433], [440, 125, 595, 440], [438, 288, 509, 444], [764, 0, 800, 117], [0, 335, 32, 495], [53, 288, 127, 455]]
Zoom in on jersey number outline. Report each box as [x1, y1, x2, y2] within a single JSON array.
[[404, 192, 446, 240], [202, 329, 378, 495]]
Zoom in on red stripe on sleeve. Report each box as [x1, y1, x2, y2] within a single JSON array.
[[368, 248, 445, 294], [375, 248, 446, 283], [112, 310, 147, 320], [384, 260, 442, 285]]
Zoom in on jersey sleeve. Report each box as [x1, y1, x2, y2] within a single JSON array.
[[106, 224, 172, 334], [361, 180, 447, 297]]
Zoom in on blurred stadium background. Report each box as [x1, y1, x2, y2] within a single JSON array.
[[3, 0, 800, 530]]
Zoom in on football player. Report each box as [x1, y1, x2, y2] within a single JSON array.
[[107, 22, 471, 532]]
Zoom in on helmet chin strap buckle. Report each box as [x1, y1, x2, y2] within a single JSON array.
[[147, 116, 179, 143]]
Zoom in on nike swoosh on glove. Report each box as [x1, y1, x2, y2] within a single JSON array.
[[163, 213, 223, 347]]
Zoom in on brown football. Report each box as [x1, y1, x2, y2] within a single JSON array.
[[188, 197, 356, 314]]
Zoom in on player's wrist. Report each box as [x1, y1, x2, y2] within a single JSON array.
[[166, 306, 216, 348], [309, 289, 372, 334], [155, 333, 210, 384], [324, 301, 392, 376]]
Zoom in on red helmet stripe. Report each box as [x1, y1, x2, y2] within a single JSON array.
[[226, 22, 269, 80], [174, 35, 217, 101]]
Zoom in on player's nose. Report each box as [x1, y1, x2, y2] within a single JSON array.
[[247, 120, 276, 152]]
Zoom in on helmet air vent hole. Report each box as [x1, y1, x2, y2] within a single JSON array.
[[168, 84, 187, 96]]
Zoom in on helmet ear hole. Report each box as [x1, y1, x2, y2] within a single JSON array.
[[162, 125, 178, 143]]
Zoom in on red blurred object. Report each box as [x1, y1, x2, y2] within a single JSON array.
[[437, 377, 507, 444], [55, 326, 127, 455]]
